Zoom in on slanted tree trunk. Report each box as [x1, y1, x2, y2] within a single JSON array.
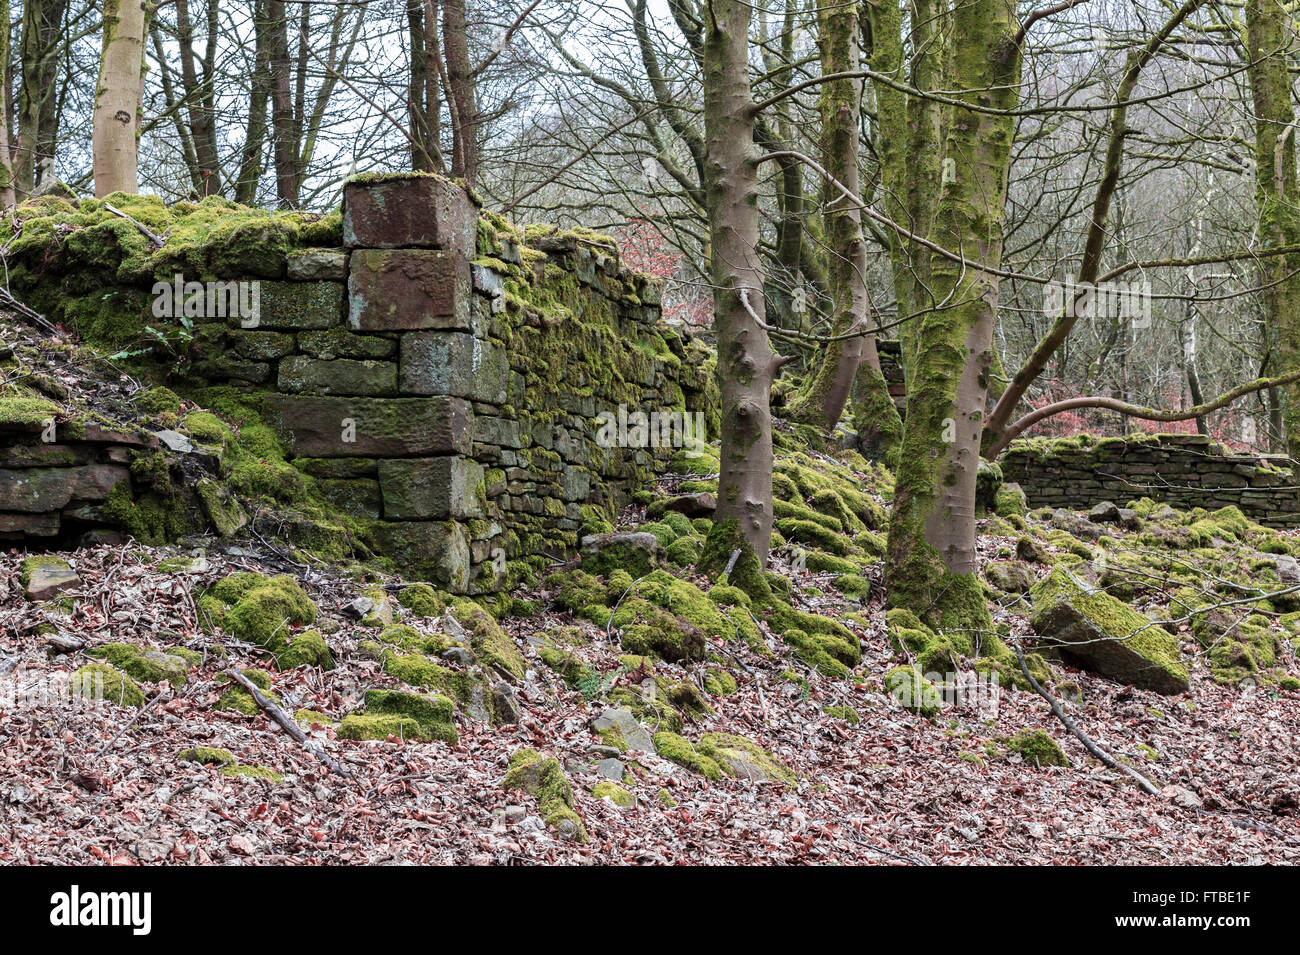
[[92, 0, 148, 197], [983, 0, 1206, 456], [697, 0, 781, 582], [885, 0, 1020, 632], [787, 0, 901, 455], [1245, 0, 1300, 454]]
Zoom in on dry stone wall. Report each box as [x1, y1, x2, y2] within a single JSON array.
[[1000, 433, 1300, 526]]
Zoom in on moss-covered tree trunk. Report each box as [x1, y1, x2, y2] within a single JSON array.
[[884, 0, 1020, 632], [92, 0, 148, 197], [786, 0, 901, 456], [700, 0, 780, 567], [1245, 0, 1300, 454]]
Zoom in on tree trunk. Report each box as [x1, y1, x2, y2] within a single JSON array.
[[407, 0, 443, 172], [267, 0, 298, 207], [92, 0, 148, 197], [1245, 0, 1300, 453], [0, 0, 15, 209], [786, 0, 901, 453], [884, 0, 1020, 632], [699, 0, 780, 572], [443, 0, 477, 186], [235, 0, 272, 205], [16, 0, 68, 196]]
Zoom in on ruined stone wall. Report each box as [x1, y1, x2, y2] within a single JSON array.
[[1000, 433, 1300, 526], [0, 174, 718, 591]]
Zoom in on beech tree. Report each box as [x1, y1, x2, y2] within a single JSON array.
[[92, 0, 148, 196], [695, 0, 783, 575], [882, 0, 1021, 632]]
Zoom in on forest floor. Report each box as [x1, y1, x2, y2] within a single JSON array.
[[3, 505, 1298, 865]]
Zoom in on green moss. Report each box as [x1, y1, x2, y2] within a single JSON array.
[[0, 395, 58, 426], [699, 517, 772, 602], [824, 704, 860, 724], [219, 764, 284, 782], [884, 665, 941, 717], [703, 668, 738, 695], [450, 599, 525, 680], [87, 643, 189, 687], [697, 733, 796, 784], [337, 711, 456, 744], [177, 746, 235, 766], [295, 708, 335, 726], [398, 582, 448, 617], [1006, 728, 1068, 767]]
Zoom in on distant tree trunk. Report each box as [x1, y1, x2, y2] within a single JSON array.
[[16, 0, 68, 196], [92, 0, 148, 197], [885, 0, 1020, 632], [699, 0, 780, 572], [1245, 0, 1300, 454], [787, 0, 901, 457], [0, 0, 15, 209], [267, 0, 298, 206], [443, 0, 476, 185], [408, 0, 444, 172], [235, 0, 272, 205], [176, 0, 222, 195]]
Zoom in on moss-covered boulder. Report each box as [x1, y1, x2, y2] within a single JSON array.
[[1029, 567, 1188, 694], [502, 749, 587, 841], [201, 573, 333, 670], [580, 531, 666, 578], [337, 688, 458, 744], [1006, 728, 1069, 767], [71, 662, 145, 707]]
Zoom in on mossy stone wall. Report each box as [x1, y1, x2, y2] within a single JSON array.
[[0, 175, 718, 590]]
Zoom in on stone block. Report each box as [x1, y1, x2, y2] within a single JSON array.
[[399, 331, 507, 403], [278, 356, 398, 396], [343, 174, 477, 253], [243, 280, 343, 330], [379, 457, 484, 519], [266, 395, 472, 457], [347, 249, 471, 332], [287, 250, 347, 281], [370, 520, 471, 591]]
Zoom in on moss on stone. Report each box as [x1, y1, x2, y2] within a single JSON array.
[[177, 746, 235, 766], [653, 731, 723, 780], [87, 643, 189, 687], [398, 582, 448, 617], [1006, 728, 1068, 767], [219, 764, 284, 782], [502, 749, 587, 841], [592, 781, 635, 807]]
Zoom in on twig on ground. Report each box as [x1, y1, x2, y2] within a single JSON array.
[[225, 668, 355, 778]]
